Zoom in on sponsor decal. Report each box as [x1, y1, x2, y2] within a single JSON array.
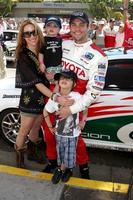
[[94, 81, 105, 87], [62, 48, 70, 53], [82, 52, 94, 60], [3, 94, 20, 98], [91, 93, 97, 99], [92, 86, 102, 91], [98, 63, 106, 69], [98, 63, 106, 74], [94, 75, 105, 82], [80, 52, 94, 64], [62, 60, 86, 78], [82, 132, 111, 141]]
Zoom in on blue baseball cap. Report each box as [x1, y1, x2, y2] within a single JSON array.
[[69, 11, 89, 24], [54, 70, 77, 82], [44, 16, 62, 29]]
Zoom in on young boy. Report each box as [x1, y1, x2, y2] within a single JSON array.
[[43, 70, 87, 184], [39, 16, 62, 82]]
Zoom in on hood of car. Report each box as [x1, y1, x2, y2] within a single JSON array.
[[4, 41, 17, 50], [103, 47, 133, 60]]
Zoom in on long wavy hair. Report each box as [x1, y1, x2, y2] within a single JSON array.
[[16, 19, 44, 59]]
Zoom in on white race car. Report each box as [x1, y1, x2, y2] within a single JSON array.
[[0, 47, 133, 151], [2, 30, 18, 62]]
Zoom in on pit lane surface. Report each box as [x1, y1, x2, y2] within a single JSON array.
[[0, 136, 133, 200]]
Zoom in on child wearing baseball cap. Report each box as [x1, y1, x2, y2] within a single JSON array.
[[38, 16, 62, 82], [43, 70, 87, 184]]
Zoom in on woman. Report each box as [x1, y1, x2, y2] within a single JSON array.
[[15, 19, 52, 168]]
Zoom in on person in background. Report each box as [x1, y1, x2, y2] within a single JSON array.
[[0, 44, 6, 79], [44, 70, 88, 184], [123, 11, 133, 47], [15, 19, 53, 168], [104, 18, 117, 48], [115, 22, 124, 47], [88, 20, 97, 42], [95, 20, 105, 48]]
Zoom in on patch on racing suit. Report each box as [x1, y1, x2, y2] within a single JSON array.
[[81, 52, 94, 63], [98, 63, 106, 75], [92, 86, 103, 91], [62, 48, 70, 54], [91, 93, 97, 99], [94, 75, 105, 82]]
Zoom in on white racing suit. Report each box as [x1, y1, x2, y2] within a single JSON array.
[[62, 39, 108, 114], [42, 39, 108, 168]]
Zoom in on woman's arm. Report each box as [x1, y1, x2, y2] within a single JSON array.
[[36, 83, 52, 98]]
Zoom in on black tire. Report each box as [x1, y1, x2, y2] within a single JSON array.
[[0, 108, 20, 146]]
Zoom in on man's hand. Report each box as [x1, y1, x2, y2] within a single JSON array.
[[56, 107, 71, 119], [58, 96, 75, 106], [128, 38, 133, 46]]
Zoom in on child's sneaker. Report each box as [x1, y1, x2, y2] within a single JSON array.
[[51, 168, 62, 184], [61, 168, 73, 182]]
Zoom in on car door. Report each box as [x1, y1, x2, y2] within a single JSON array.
[[83, 59, 133, 151]]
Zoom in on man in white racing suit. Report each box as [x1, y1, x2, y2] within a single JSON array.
[[56, 11, 108, 178]]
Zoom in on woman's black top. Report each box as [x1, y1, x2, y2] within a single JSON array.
[[15, 48, 50, 114]]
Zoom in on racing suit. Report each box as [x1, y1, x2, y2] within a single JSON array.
[[123, 20, 133, 47], [104, 26, 117, 48], [42, 39, 108, 172]]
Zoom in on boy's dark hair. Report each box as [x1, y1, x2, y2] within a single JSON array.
[[54, 70, 77, 84], [44, 16, 62, 29]]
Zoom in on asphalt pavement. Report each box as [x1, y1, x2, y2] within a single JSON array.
[[0, 137, 133, 200], [0, 164, 130, 200]]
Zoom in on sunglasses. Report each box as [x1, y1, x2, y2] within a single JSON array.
[[23, 30, 38, 38]]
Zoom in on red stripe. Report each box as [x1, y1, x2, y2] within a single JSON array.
[[121, 96, 133, 100], [88, 105, 133, 117], [90, 43, 107, 57]]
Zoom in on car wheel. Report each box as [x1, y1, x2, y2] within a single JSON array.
[[0, 108, 20, 146]]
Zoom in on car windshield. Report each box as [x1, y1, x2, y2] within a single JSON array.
[[3, 32, 18, 41], [103, 47, 133, 56]]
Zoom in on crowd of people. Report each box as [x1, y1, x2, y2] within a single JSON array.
[[0, 10, 133, 185], [88, 15, 133, 48]]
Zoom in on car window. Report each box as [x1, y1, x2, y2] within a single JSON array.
[[104, 59, 133, 91], [3, 32, 17, 41]]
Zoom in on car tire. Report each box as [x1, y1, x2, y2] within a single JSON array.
[[0, 108, 20, 146]]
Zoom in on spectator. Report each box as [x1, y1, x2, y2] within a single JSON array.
[[95, 20, 105, 48], [104, 18, 117, 48], [115, 22, 124, 47], [123, 12, 133, 47], [88, 20, 97, 42]]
